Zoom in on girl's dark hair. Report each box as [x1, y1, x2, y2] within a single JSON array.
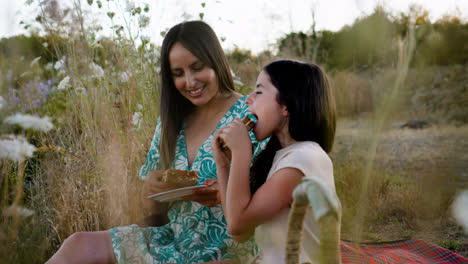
[[158, 20, 235, 169], [250, 60, 336, 193]]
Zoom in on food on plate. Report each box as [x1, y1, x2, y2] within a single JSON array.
[[160, 169, 198, 187]]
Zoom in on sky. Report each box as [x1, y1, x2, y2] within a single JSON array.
[[1, 0, 467, 54]]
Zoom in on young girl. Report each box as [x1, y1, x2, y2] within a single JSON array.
[[211, 59, 338, 263]]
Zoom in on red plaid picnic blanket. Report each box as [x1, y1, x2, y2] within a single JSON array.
[[341, 239, 468, 263]]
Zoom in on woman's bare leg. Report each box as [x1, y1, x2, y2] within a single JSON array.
[[46, 231, 116, 264]]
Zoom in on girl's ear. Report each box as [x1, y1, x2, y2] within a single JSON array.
[[281, 104, 289, 117]]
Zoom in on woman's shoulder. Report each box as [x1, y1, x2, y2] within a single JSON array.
[[233, 93, 248, 108], [225, 94, 250, 117]]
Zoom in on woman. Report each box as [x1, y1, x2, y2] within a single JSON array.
[[47, 21, 266, 264]]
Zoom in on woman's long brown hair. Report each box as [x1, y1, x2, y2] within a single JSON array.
[[158, 21, 235, 169]]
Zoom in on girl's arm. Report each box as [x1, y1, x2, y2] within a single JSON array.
[[213, 119, 304, 239], [227, 161, 303, 237], [212, 123, 254, 242], [211, 128, 250, 241]]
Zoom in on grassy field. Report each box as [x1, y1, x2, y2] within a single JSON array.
[[0, 1, 467, 263], [332, 119, 467, 255]]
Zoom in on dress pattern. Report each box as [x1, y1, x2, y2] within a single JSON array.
[[110, 96, 267, 263]]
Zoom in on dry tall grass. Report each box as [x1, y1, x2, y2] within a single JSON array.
[[332, 121, 467, 246], [1, 2, 467, 263], [0, 6, 160, 261]]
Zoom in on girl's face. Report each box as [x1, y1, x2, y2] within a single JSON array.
[[169, 42, 219, 106], [246, 70, 288, 141]]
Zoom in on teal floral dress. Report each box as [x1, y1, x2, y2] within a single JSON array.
[[110, 96, 267, 263]]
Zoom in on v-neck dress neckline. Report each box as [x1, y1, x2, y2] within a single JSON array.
[[181, 97, 244, 170]]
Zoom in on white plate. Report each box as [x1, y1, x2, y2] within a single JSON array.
[[147, 186, 205, 202]]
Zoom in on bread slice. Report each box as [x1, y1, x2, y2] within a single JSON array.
[[219, 115, 255, 149], [241, 115, 255, 131], [161, 169, 198, 187]]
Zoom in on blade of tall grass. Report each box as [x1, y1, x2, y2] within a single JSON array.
[[352, 22, 417, 242]]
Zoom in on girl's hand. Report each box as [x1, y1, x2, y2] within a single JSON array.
[[211, 129, 232, 169], [218, 118, 252, 156], [182, 179, 221, 207]]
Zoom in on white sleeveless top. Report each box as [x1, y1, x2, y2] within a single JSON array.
[[253, 141, 336, 264]]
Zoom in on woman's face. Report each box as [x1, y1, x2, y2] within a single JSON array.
[[169, 42, 219, 106], [246, 70, 288, 141]]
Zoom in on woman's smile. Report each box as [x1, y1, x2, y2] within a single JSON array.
[[186, 86, 205, 97], [169, 42, 219, 106]]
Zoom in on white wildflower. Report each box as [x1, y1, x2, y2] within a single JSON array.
[[139, 15, 150, 28], [234, 79, 244, 86], [136, 103, 143, 111], [75, 85, 87, 94], [125, 1, 135, 12], [3, 205, 35, 217], [153, 49, 160, 58], [30, 56, 41, 67], [121, 72, 129, 83], [132, 111, 142, 130], [54, 60, 64, 70], [145, 49, 160, 61], [20, 71, 32, 78], [42, 42, 48, 48], [4, 113, 54, 132], [141, 35, 150, 44], [230, 69, 244, 86], [452, 190, 468, 232], [91, 35, 105, 47], [0, 96, 6, 110], [45, 62, 54, 71], [0, 135, 36, 162], [57, 76, 71, 90], [230, 69, 236, 77], [89, 62, 104, 78]]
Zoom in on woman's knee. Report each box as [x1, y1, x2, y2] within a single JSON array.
[[63, 231, 90, 247], [50, 231, 115, 264]]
